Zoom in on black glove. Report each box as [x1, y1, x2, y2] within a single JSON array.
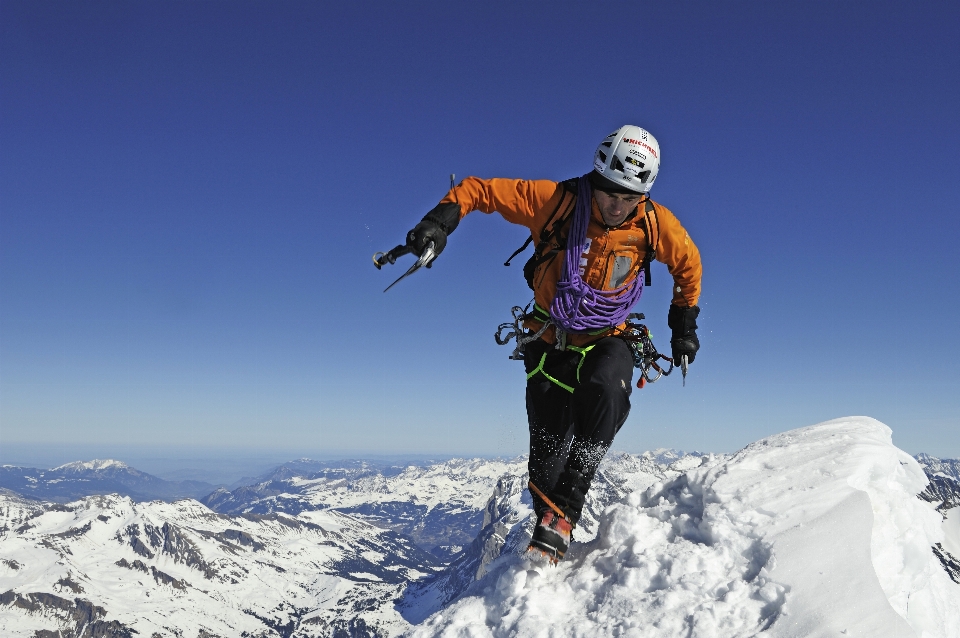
[[668, 304, 700, 365], [406, 202, 461, 263]]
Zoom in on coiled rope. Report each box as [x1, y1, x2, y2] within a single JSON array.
[[549, 176, 645, 333]]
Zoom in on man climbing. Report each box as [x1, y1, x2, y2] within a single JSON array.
[[399, 125, 702, 562]]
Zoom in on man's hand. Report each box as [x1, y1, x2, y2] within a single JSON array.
[[406, 202, 461, 263], [668, 304, 700, 365]]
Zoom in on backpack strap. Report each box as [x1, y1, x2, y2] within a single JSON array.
[[639, 199, 658, 286], [505, 180, 658, 291], [501, 179, 578, 290], [504, 178, 577, 267], [502, 235, 534, 267]]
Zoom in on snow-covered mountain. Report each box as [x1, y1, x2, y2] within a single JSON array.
[[0, 450, 705, 637], [0, 491, 441, 636], [916, 453, 960, 514], [409, 418, 960, 638], [397, 450, 700, 623], [2, 420, 959, 637], [0, 459, 218, 502], [916, 453, 960, 483], [914, 453, 960, 585], [202, 457, 531, 561]]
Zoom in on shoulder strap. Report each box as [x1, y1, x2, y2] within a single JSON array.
[[503, 178, 578, 267], [639, 199, 657, 286]]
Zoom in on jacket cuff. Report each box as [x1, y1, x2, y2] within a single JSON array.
[[423, 202, 462, 235]]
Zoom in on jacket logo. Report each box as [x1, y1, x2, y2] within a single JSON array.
[[579, 238, 592, 276]]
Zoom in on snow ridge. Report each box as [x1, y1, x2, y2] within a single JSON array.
[[410, 418, 960, 638]]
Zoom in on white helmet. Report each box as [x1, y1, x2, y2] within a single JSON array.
[[592, 125, 660, 193]]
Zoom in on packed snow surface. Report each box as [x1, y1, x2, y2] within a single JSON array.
[[411, 417, 960, 638], [944, 508, 960, 558]]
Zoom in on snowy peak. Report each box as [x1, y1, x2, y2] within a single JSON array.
[[3, 426, 959, 636], [915, 453, 960, 482], [0, 460, 218, 503], [409, 418, 960, 638], [639, 447, 705, 466], [915, 453, 960, 515], [202, 456, 530, 561], [51, 459, 130, 473]]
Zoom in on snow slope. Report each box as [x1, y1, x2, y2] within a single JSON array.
[[0, 493, 440, 636], [204, 457, 530, 560], [398, 451, 677, 623], [410, 417, 960, 638], [944, 508, 960, 559], [0, 453, 681, 637]]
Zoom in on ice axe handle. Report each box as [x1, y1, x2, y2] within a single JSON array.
[[373, 244, 413, 270]]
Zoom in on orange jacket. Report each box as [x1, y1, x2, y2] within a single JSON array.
[[441, 176, 702, 346]]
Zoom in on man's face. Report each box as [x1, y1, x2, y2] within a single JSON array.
[[594, 189, 643, 227]]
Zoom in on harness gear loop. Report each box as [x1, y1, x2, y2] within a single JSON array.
[[495, 303, 552, 360], [618, 313, 675, 388]]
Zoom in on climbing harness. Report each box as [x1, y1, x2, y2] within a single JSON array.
[[524, 343, 596, 393], [495, 306, 675, 390]]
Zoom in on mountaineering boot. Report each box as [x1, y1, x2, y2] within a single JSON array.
[[528, 510, 573, 563]]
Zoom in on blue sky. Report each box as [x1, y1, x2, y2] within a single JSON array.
[[2, 1, 959, 467]]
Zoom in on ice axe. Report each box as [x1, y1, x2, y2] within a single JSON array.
[[372, 173, 454, 292], [372, 241, 437, 292]]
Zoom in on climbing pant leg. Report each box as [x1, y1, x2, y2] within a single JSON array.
[[567, 336, 635, 481], [524, 339, 576, 516], [523, 337, 634, 518]]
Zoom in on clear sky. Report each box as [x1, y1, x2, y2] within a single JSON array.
[[2, 1, 959, 466]]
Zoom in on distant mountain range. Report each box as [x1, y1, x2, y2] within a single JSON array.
[[916, 453, 960, 515], [0, 459, 220, 502], [0, 449, 708, 636], [201, 456, 529, 561], [0, 447, 957, 636]]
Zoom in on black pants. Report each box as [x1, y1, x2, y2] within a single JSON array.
[[523, 336, 634, 518]]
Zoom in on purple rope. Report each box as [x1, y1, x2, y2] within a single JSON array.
[[549, 176, 645, 333]]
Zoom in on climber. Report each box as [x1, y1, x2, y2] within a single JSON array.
[[400, 125, 702, 561]]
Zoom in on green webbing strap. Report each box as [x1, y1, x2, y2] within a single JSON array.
[[568, 345, 596, 383], [530, 304, 551, 322], [526, 344, 596, 392], [527, 352, 575, 393]]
